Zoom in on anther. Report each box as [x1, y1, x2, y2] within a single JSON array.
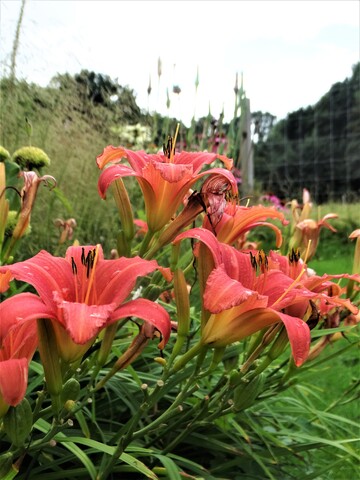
[[71, 257, 77, 275], [250, 252, 257, 270], [81, 247, 86, 266]]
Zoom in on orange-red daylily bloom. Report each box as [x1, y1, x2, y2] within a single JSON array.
[[174, 228, 314, 366], [0, 245, 171, 363], [97, 145, 237, 233], [268, 250, 360, 317], [202, 202, 287, 248], [0, 298, 38, 416], [288, 189, 338, 261]]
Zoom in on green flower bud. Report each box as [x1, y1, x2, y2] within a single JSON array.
[[12, 146, 50, 171], [3, 398, 33, 447], [60, 378, 81, 404], [233, 373, 265, 412]]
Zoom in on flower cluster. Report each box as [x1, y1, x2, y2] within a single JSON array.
[[0, 135, 358, 478]]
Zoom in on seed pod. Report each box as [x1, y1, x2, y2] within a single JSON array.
[[3, 398, 33, 447]]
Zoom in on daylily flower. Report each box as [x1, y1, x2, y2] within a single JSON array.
[[97, 143, 237, 234], [0, 245, 171, 364], [173, 228, 312, 366], [202, 202, 287, 249], [288, 189, 338, 261], [0, 296, 38, 416], [268, 250, 360, 317]]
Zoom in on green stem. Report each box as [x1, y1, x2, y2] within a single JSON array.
[[138, 229, 155, 257], [170, 341, 206, 374]]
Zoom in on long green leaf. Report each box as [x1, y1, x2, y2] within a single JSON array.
[[34, 420, 97, 479], [55, 436, 158, 479]]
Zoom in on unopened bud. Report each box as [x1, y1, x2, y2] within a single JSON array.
[[3, 398, 33, 447]]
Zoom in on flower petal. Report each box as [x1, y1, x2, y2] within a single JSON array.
[[111, 298, 171, 349], [1, 251, 74, 306], [173, 228, 223, 268], [98, 164, 137, 199], [56, 301, 115, 344], [96, 256, 159, 305], [0, 358, 29, 406], [204, 265, 264, 313], [276, 311, 311, 366], [0, 293, 53, 344]]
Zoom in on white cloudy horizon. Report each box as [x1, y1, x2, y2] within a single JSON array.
[[0, 0, 359, 126]]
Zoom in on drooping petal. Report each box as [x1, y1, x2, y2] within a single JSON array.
[[202, 306, 310, 366], [0, 293, 54, 344], [55, 300, 115, 344], [98, 164, 137, 199], [275, 311, 311, 366], [110, 298, 171, 349], [173, 228, 223, 268], [0, 358, 28, 406]]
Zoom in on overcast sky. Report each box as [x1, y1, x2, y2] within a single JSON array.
[[0, 0, 359, 125]]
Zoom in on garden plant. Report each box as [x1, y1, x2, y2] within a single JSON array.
[[0, 121, 359, 480]]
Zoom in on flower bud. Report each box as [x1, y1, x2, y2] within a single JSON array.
[[60, 378, 81, 404], [3, 398, 33, 447], [233, 373, 265, 412]]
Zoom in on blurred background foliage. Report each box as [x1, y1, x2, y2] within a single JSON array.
[[1, 64, 359, 261]]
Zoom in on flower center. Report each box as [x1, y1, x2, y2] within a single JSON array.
[[71, 244, 101, 304], [162, 123, 180, 163]]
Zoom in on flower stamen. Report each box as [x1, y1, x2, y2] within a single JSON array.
[[84, 244, 101, 305]]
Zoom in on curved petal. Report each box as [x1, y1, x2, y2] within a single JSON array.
[[173, 228, 223, 267], [97, 256, 159, 305], [174, 151, 233, 172], [55, 300, 115, 344], [1, 251, 74, 305], [98, 164, 137, 199], [1, 321, 38, 361], [97, 145, 153, 172], [216, 205, 286, 244], [275, 311, 311, 366], [0, 358, 28, 406], [196, 167, 238, 194], [0, 293, 54, 343], [202, 307, 310, 366], [203, 265, 264, 313], [110, 298, 171, 349]]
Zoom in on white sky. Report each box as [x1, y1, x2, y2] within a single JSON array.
[[0, 0, 359, 126]]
